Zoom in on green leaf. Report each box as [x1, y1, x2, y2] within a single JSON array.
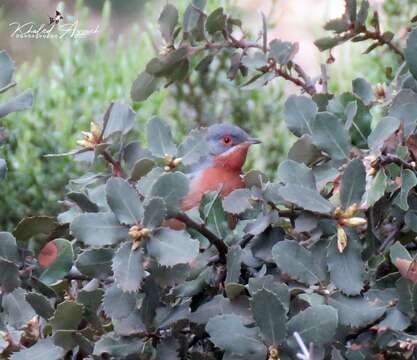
[[150, 171, 189, 213], [10, 338, 64, 360], [0, 89, 33, 118], [248, 275, 290, 312], [206, 314, 266, 356], [94, 333, 143, 357], [147, 228, 199, 266], [200, 191, 230, 238], [324, 18, 351, 33], [287, 305, 338, 346], [352, 78, 373, 105], [278, 159, 316, 189], [394, 169, 417, 211], [314, 36, 344, 51], [269, 39, 298, 65], [206, 7, 227, 34], [251, 227, 285, 263], [284, 95, 317, 137], [396, 277, 417, 316], [75, 248, 114, 279], [226, 245, 242, 284], [112, 242, 144, 292], [131, 71, 162, 102], [158, 4, 179, 43], [328, 293, 386, 327], [223, 189, 252, 214], [183, 1, 205, 34], [363, 169, 387, 207], [0, 231, 18, 261], [389, 242, 412, 265], [340, 159, 366, 208], [288, 135, 321, 165], [378, 308, 411, 331], [53, 330, 92, 353], [272, 240, 325, 285], [345, 0, 357, 23], [0, 50, 14, 88], [70, 212, 129, 246], [143, 197, 167, 229], [147, 116, 177, 157], [279, 184, 334, 214], [26, 292, 54, 320], [102, 101, 135, 139], [312, 112, 351, 160], [367, 116, 400, 151], [328, 93, 371, 147], [241, 52, 268, 69], [326, 233, 364, 295], [50, 301, 84, 331], [39, 238, 73, 285], [137, 167, 164, 197], [177, 128, 209, 166], [355, 0, 369, 29], [2, 287, 36, 328], [389, 102, 417, 137], [130, 158, 155, 182], [106, 177, 143, 225], [406, 28, 417, 81], [241, 71, 275, 90], [251, 289, 287, 345], [0, 259, 20, 293], [67, 192, 99, 212], [103, 284, 137, 320], [14, 216, 57, 243]]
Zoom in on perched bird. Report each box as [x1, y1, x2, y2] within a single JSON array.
[[182, 123, 260, 210]]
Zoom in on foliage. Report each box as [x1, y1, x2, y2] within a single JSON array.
[[0, 0, 288, 231], [0, 50, 32, 181], [4, 0, 417, 359]]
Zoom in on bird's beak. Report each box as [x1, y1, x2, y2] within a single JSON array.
[[247, 138, 261, 145]]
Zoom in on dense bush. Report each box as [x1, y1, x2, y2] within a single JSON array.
[[0, 0, 288, 230], [3, 0, 417, 359]]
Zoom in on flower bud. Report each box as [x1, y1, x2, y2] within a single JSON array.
[[342, 217, 367, 227], [343, 203, 358, 218], [268, 346, 279, 360], [90, 121, 101, 137], [172, 157, 183, 167], [337, 226, 348, 253]]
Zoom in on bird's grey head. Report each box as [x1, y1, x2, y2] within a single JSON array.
[[206, 123, 260, 157]]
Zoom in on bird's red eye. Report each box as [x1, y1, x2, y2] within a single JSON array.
[[222, 136, 232, 146]]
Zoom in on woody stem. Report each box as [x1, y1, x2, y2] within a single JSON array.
[[175, 212, 228, 263]]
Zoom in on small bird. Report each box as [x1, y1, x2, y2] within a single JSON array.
[[182, 123, 260, 210], [49, 10, 63, 25]]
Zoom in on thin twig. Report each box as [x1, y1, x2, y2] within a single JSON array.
[[102, 150, 123, 177], [175, 212, 228, 263]]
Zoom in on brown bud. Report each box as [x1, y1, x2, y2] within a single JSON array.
[[337, 226, 348, 253], [268, 346, 279, 360], [342, 217, 367, 227], [374, 84, 385, 100], [343, 203, 358, 218]]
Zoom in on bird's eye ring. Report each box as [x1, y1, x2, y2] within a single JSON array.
[[222, 136, 232, 146]]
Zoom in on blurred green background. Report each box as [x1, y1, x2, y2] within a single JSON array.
[[0, 0, 415, 230]]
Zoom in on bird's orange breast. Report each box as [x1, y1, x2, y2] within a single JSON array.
[[182, 167, 245, 211]]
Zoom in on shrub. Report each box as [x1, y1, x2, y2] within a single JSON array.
[[3, 1, 417, 359]]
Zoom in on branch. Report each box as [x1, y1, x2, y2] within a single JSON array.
[[363, 29, 405, 61], [374, 154, 417, 174], [197, 39, 317, 95], [174, 212, 228, 263], [101, 150, 123, 177]]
